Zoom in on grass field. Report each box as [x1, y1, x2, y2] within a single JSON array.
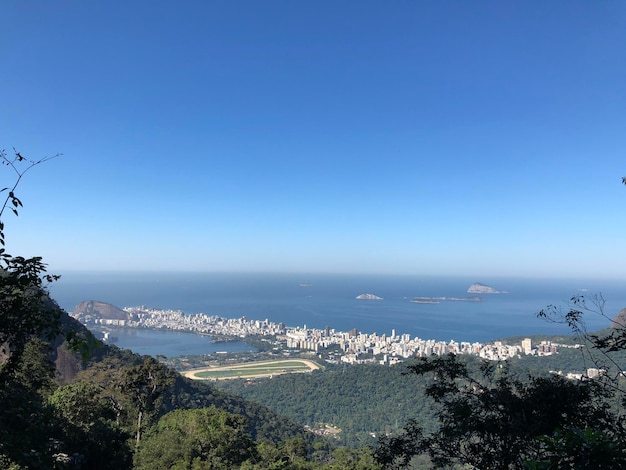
[[183, 359, 320, 381]]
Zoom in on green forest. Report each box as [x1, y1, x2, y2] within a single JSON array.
[[215, 362, 437, 448], [215, 343, 626, 448], [1, 285, 382, 469]]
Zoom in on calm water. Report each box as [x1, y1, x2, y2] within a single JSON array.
[[49, 272, 626, 357], [92, 328, 256, 358]]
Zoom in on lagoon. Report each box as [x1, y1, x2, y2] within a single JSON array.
[[92, 327, 256, 358]]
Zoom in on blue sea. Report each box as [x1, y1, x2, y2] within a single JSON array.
[[49, 272, 626, 358]]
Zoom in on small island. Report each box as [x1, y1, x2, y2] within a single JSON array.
[[356, 293, 383, 300], [410, 298, 440, 304], [411, 296, 482, 304], [467, 282, 500, 294]]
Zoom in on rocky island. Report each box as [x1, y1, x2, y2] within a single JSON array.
[[467, 282, 500, 294], [355, 293, 383, 300]]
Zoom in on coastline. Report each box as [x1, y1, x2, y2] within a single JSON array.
[[53, 273, 625, 345]]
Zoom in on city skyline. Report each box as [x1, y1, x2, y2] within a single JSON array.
[[3, 2, 626, 279]]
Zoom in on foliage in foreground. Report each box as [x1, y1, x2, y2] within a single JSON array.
[[135, 405, 381, 470], [375, 346, 626, 468]]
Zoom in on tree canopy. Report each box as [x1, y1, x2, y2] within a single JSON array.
[[374, 354, 626, 468]]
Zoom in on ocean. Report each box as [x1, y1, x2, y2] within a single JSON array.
[[49, 272, 626, 357]]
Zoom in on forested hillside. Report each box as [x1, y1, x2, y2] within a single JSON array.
[[215, 335, 626, 449], [1, 299, 385, 469], [215, 362, 437, 448]]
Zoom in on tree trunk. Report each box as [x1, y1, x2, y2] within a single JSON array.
[[136, 409, 143, 445]]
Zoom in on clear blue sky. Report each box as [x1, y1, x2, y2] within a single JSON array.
[[2, 1, 625, 278]]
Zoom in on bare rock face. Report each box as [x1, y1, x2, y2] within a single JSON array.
[[467, 282, 500, 294], [71, 300, 128, 323], [611, 307, 626, 328], [51, 317, 91, 384]]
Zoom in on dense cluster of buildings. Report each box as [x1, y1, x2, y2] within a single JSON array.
[[284, 325, 561, 364], [75, 306, 564, 364], [121, 306, 286, 337]]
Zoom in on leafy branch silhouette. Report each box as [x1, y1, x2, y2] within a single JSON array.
[[0, 148, 61, 252]]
